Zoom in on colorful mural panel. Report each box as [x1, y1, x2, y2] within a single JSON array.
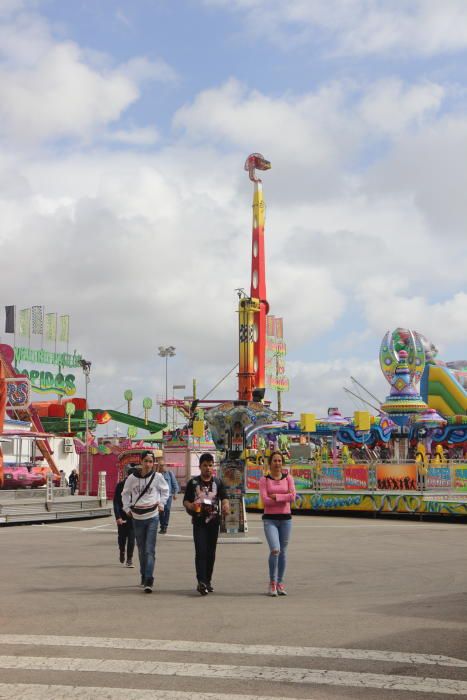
[[246, 462, 262, 490], [289, 465, 313, 490], [344, 465, 368, 489], [376, 464, 417, 490], [453, 465, 467, 491], [319, 466, 344, 489], [426, 466, 451, 489]]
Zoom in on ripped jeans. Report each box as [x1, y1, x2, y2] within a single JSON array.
[[263, 518, 292, 583]]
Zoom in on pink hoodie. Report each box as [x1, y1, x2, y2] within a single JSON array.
[[259, 473, 296, 515]]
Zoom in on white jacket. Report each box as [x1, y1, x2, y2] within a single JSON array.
[[122, 470, 169, 521]]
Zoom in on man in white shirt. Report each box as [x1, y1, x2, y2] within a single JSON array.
[[122, 451, 169, 593]]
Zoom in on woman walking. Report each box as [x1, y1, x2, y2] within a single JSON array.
[[259, 451, 296, 597]]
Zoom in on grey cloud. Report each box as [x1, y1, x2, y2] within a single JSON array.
[[282, 228, 383, 268]]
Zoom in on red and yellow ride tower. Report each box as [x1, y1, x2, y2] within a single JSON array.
[[238, 153, 271, 402]]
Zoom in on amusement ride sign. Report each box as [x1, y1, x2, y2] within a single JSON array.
[[14, 346, 83, 397], [265, 315, 289, 392]]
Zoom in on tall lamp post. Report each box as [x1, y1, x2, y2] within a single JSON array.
[[80, 359, 92, 495], [158, 346, 175, 426]]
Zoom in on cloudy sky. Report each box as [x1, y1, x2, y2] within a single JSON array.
[[1, 0, 466, 426]]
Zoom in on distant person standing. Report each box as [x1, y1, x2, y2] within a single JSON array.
[[113, 465, 136, 568], [122, 451, 169, 593], [157, 461, 180, 534], [183, 453, 229, 595], [68, 469, 79, 495], [259, 451, 296, 597]]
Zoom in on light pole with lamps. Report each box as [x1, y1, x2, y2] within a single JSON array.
[[80, 359, 92, 495], [158, 346, 175, 426]]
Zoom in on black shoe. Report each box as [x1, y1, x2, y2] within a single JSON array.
[[206, 582, 214, 593], [119, 551, 125, 564], [143, 584, 153, 593], [159, 527, 167, 534], [197, 582, 208, 596]]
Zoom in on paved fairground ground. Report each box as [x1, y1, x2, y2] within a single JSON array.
[[0, 506, 466, 700]]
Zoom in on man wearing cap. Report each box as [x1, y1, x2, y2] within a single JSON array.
[[183, 453, 229, 595]]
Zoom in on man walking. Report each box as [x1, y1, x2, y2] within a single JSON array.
[[113, 465, 136, 568], [183, 453, 229, 595], [157, 461, 180, 534], [122, 451, 169, 593]]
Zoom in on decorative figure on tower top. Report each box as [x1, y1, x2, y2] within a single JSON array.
[[244, 153, 271, 183]]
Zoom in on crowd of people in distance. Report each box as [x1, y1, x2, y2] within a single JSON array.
[[113, 450, 296, 597]]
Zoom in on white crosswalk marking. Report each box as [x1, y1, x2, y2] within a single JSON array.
[[0, 655, 466, 695], [0, 634, 465, 668], [0, 635, 466, 697], [0, 685, 307, 700]]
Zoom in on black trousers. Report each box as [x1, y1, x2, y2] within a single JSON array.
[[117, 521, 135, 559], [193, 520, 219, 584]]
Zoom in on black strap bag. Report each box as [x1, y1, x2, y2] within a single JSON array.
[[130, 472, 157, 515]]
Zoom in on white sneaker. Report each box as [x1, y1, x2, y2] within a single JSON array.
[[268, 582, 278, 597]]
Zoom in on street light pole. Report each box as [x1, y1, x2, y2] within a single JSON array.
[[80, 359, 92, 495], [158, 346, 176, 426]]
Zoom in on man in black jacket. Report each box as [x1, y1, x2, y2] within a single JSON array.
[[183, 453, 229, 595], [113, 465, 136, 567]]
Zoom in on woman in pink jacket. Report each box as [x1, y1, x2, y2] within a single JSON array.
[[259, 451, 296, 596]]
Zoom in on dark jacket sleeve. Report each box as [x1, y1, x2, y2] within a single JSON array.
[[113, 480, 125, 520]]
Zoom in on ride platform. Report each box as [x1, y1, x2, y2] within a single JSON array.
[[0, 489, 111, 525], [245, 489, 467, 518]]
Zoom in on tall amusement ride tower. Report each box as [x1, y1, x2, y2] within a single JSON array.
[[238, 153, 271, 402]]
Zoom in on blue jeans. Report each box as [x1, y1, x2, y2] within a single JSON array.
[[159, 496, 172, 530], [132, 516, 158, 584], [263, 518, 292, 583]]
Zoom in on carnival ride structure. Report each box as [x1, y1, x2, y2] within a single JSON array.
[[238, 153, 271, 401], [0, 344, 59, 487], [242, 328, 466, 517], [422, 364, 467, 417]]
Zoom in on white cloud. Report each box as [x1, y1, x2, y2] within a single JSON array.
[[106, 126, 160, 146], [365, 116, 467, 241], [359, 79, 444, 135], [120, 56, 178, 84], [0, 9, 175, 144], [205, 0, 467, 56], [0, 43, 138, 142], [174, 78, 357, 168], [357, 278, 467, 347]]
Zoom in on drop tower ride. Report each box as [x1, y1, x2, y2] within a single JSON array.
[[238, 153, 271, 402]]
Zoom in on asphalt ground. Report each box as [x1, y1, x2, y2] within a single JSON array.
[[0, 506, 465, 699]]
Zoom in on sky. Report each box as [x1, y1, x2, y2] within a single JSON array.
[[0, 0, 466, 428]]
